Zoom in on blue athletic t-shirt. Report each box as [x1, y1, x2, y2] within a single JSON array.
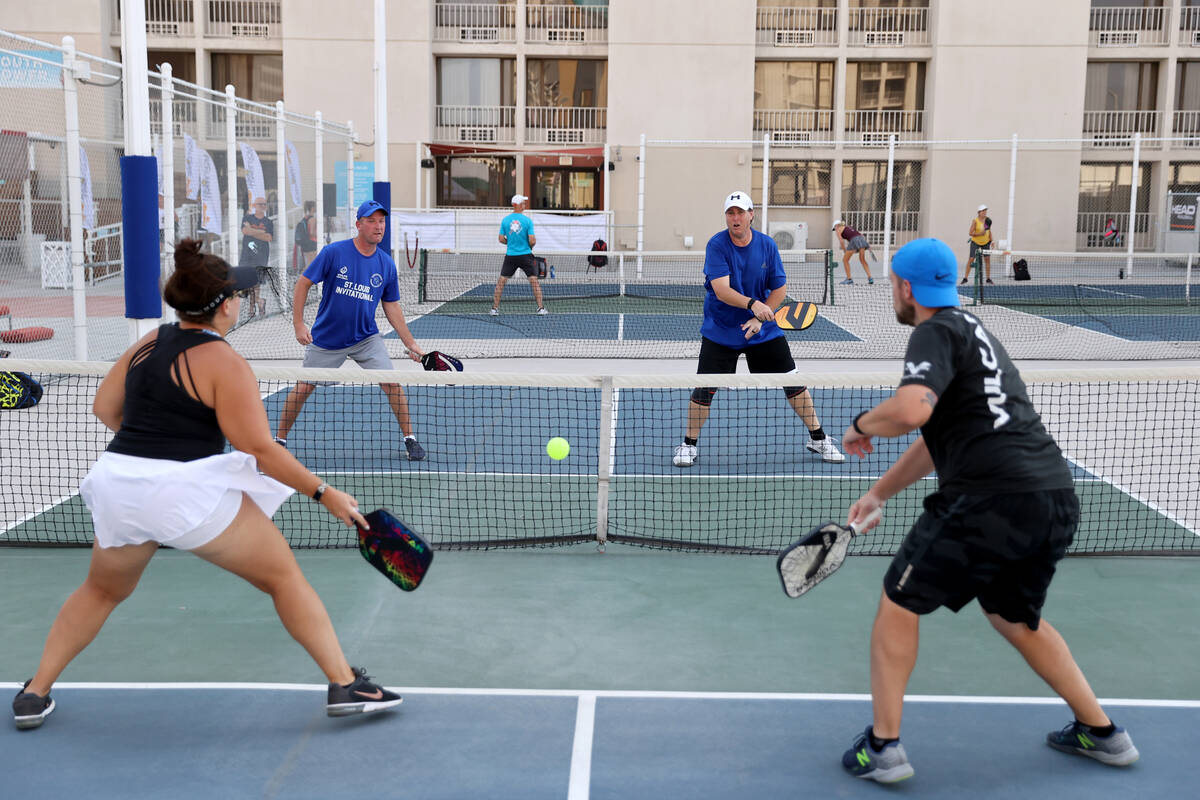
[[701, 229, 787, 348], [500, 213, 534, 255], [302, 239, 400, 350]]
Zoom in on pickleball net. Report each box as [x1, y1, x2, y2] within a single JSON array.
[[3, 361, 1198, 556]]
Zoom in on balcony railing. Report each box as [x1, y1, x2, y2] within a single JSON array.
[[205, 1, 281, 39], [1082, 110, 1162, 148], [149, 97, 199, 137], [1076, 212, 1155, 250], [842, 210, 921, 248], [847, 7, 929, 47], [525, 106, 607, 144], [752, 109, 835, 143], [434, 105, 517, 145], [207, 104, 274, 140], [1172, 110, 1200, 146], [526, 2, 608, 44], [1181, 7, 1200, 44], [755, 6, 838, 47], [113, 0, 196, 37], [433, 2, 518, 43], [1088, 6, 1167, 47], [843, 110, 924, 145]]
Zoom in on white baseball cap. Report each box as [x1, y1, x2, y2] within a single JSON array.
[[977, 203, 988, 211], [723, 191, 753, 212], [511, 194, 528, 205], [831, 219, 845, 230]]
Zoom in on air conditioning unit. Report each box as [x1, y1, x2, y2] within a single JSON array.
[[230, 22, 270, 38], [768, 221, 808, 251], [860, 132, 892, 146], [459, 27, 499, 42], [774, 29, 815, 47], [146, 21, 180, 36], [867, 230, 896, 247], [864, 31, 905, 47], [547, 128, 586, 144], [1192, 30, 1200, 47], [459, 126, 498, 143], [1097, 30, 1139, 47], [1091, 133, 1132, 147], [771, 130, 811, 144], [547, 28, 586, 42]]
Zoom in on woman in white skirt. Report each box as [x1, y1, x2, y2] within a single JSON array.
[[13, 240, 403, 730]]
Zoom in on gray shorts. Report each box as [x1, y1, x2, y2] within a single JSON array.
[[846, 234, 870, 252], [302, 333, 393, 370]]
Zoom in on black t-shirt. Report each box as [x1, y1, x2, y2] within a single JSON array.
[[239, 213, 274, 267], [898, 308, 1073, 495]]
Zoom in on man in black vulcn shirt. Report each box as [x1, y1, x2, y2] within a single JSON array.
[[834, 238, 1138, 785]]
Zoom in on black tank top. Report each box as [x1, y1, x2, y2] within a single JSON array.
[[106, 324, 229, 461]]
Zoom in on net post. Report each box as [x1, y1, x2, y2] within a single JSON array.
[[1187, 253, 1193, 304], [1006, 132, 1017, 278], [595, 376, 614, 549], [161, 64, 175, 284], [883, 134, 895, 272], [417, 248, 427, 303], [972, 250, 982, 305], [618, 251, 626, 296], [826, 248, 835, 306]]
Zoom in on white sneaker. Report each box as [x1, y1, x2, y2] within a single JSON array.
[[489, 307, 499, 316], [807, 437, 845, 463], [672, 443, 697, 468], [537, 307, 548, 315]]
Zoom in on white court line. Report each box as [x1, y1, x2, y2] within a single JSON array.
[[4, 683, 1198, 708], [617, 313, 624, 341], [567, 693, 597, 800], [1077, 284, 1145, 300]]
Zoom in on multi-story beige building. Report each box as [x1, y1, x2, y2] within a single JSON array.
[[11, 0, 1200, 255]]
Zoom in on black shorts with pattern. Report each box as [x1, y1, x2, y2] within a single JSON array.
[[882, 487, 1079, 629]]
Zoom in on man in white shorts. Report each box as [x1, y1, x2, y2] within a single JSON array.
[[274, 199, 427, 461]]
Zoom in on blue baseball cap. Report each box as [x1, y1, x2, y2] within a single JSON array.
[[356, 199, 388, 219], [890, 238, 960, 308]]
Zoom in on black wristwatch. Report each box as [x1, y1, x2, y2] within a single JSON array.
[[852, 411, 868, 435], [312, 482, 329, 502], [746, 298, 755, 310]]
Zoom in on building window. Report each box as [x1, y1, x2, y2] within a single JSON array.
[[210, 53, 282, 103], [1079, 162, 1153, 212], [436, 155, 515, 207], [1169, 161, 1200, 193], [526, 59, 608, 107], [149, 51, 196, 83], [845, 61, 925, 111], [754, 62, 834, 111], [437, 58, 516, 107], [530, 168, 598, 210], [1177, 62, 1200, 111], [752, 160, 832, 208], [1085, 62, 1158, 110], [842, 160, 922, 230]]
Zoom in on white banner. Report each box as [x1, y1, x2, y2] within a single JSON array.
[[239, 142, 265, 205], [528, 212, 606, 251], [284, 140, 302, 206], [79, 145, 95, 231], [392, 211, 456, 252], [183, 134, 199, 200], [199, 149, 222, 234]]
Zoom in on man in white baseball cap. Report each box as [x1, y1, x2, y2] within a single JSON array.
[[491, 193, 546, 315], [670, 190, 845, 468]]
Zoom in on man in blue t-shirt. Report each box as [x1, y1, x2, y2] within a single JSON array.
[[491, 194, 547, 315], [273, 199, 427, 461], [672, 190, 844, 468]]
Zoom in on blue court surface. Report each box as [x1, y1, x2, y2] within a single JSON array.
[[404, 313, 858, 342], [1044, 314, 1200, 341], [2, 686, 1192, 799]]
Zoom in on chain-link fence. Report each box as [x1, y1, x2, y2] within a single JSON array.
[[0, 28, 357, 361]]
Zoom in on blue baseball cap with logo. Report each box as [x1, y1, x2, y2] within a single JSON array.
[[890, 238, 961, 308], [356, 199, 388, 219]]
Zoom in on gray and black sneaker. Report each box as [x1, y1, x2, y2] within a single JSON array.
[[842, 726, 914, 783], [1046, 720, 1139, 766], [404, 437, 426, 462], [13, 681, 54, 730], [327, 667, 404, 717]]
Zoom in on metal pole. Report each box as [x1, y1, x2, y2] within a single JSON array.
[[120, 0, 152, 158], [1125, 132, 1140, 278], [314, 111, 324, 246], [346, 120, 355, 238], [603, 142, 611, 247], [374, 0, 388, 181], [414, 141, 421, 211], [883, 134, 895, 274], [63, 37, 88, 359], [761, 133, 770, 233], [637, 133, 645, 273], [1006, 133, 1017, 276], [162, 64, 175, 262], [275, 100, 286, 297], [225, 84, 237, 261]]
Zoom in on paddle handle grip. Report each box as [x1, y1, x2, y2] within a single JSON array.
[[848, 507, 883, 536]]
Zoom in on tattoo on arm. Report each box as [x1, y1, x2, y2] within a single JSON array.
[[922, 391, 938, 410]]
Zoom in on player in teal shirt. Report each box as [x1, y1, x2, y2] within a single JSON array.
[[491, 194, 547, 315]]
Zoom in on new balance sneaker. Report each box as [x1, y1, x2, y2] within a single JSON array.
[[13, 681, 54, 730], [842, 727, 914, 784], [489, 307, 499, 316], [807, 437, 846, 463], [326, 667, 404, 717], [1046, 720, 1139, 766], [537, 307, 548, 315], [404, 437, 426, 462], [839, 278, 854, 285], [672, 443, 697, 468]]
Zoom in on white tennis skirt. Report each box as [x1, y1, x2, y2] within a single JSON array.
[[80, 451, 294, 550]]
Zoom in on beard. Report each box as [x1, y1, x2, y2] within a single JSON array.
[[894, 298, 917, 327]]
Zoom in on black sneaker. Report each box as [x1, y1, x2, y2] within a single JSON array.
[[327, 667, 403, 717], [404, 438, 426, 462], [13, 681, 54, 730], [986, 278, 995, 285], [1046, 720, 1139, 766]]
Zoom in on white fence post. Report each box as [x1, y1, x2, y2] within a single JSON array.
[[1006, 132, 1017, 276], [162, 64, 175, 266], [315, 111, 324, 246], [761, 133, 770, 232], [346, 120, 355, 238], [1126, 132, 1140, 278], [883, 134, 895, 274], [637, 133, 645, 271], [225, 84, 237, 260], [275, 100, 286, 294], [62, 36, 87, 360]]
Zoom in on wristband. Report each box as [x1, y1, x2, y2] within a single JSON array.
[[312, 482, 329, 502], [852, 411, 868, 436], [746, 298, 755, 310]]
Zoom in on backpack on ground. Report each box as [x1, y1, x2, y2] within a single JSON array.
[[588, 238, 608, 269], [1012, 258, 1031, 281]]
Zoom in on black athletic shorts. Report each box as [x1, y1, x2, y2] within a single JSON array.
[[500, 253, 537, 278], [696, 335, 805, 395], [883, 487, 1079, 629]]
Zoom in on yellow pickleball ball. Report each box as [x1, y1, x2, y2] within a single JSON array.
[[546, 436, 570, 460]]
